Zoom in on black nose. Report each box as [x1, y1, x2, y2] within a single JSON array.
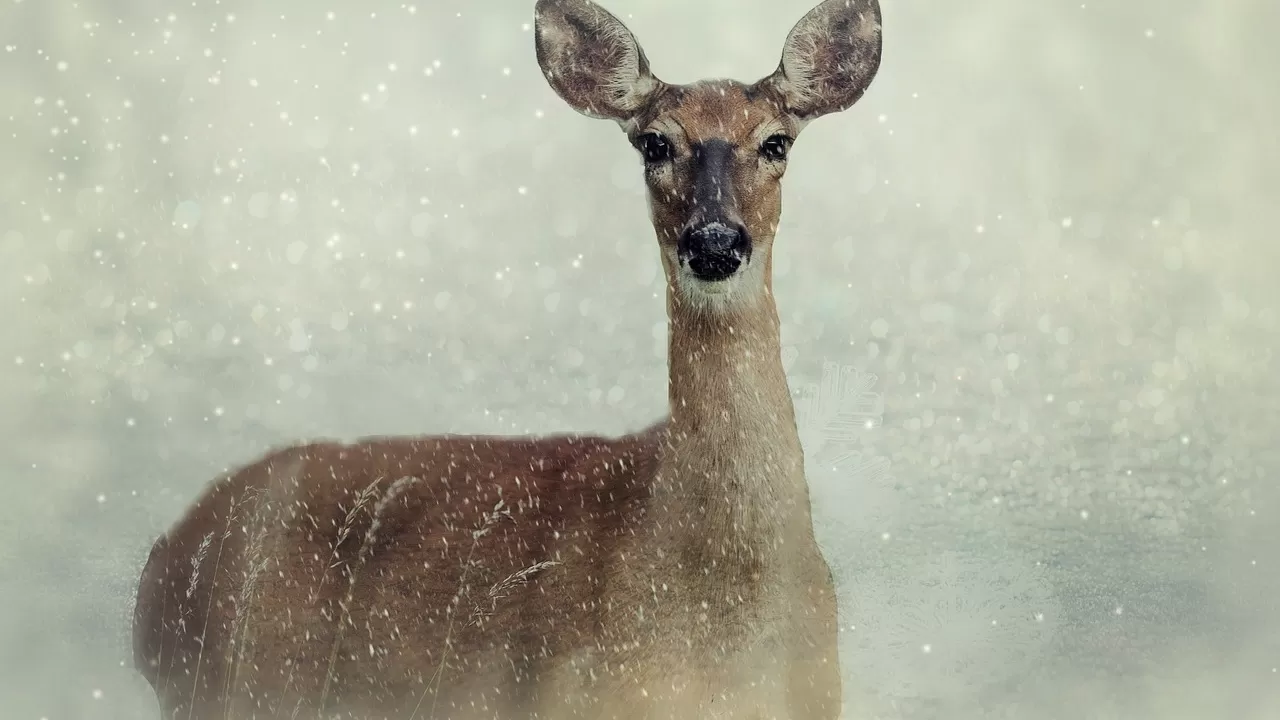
[[677, 222, 751, 281]]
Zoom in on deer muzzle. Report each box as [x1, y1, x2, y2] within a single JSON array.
[[678, 221, 751, 281]]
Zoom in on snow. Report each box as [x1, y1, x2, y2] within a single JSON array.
[[2, 0, 1280, 718]]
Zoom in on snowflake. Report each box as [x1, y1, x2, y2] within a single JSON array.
[[791, 358, 897, 551], [840, 549, 1062, 706], [793, 360, 889, 483]]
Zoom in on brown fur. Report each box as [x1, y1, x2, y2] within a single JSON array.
[[133, 416, 838, 719], [134, 0, 883, 717], [633, 80, 795, 254]]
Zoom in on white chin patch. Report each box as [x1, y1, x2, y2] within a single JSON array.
[[676, 262, 761, 312], [696, 282, 731, 295]]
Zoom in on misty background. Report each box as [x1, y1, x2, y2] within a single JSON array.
[[2, 0, 1278, 717]]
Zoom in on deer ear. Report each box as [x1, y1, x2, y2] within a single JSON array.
[[534, 0, 662, 123], [759, 0, 883, 121]]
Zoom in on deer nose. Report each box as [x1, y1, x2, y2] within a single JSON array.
[[678, 222, 751, 281]]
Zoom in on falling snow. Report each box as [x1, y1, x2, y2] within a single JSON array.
[[2, 0, 1279, 718]]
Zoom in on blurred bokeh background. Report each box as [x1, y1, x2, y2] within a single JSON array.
[[2, 0, 1278, 717]]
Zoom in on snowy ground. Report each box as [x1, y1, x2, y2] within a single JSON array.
[[2, 0, 1279, 718]]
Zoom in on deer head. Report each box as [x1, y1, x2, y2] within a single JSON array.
[[535, 0, 882, 312]]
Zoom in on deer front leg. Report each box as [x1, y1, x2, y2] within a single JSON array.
[[785, 569, 843, 719], [787, 639, 842, 719]]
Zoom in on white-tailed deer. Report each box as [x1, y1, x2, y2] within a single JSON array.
[[132, 0, 882, 717]]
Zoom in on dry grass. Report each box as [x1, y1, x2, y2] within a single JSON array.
[[226, 486, 271, 706], [408, 499, 511, 720], [172, 473, 563, 718], [189, 491, 259, 720], [163, 530, 213, 695], [318, 475, 421, 712], [184, 532, 213, 603], [468, 560, 562, 629], [281, 474, 382, 717]]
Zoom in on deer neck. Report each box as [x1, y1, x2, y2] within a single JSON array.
[[653, 282, 812, 555]]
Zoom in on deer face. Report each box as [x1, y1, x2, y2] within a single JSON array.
[[535, 0, 882, 310]]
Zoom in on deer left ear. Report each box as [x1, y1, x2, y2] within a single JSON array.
[[757, 0, 883, 121], [534, 0, 663, 123]]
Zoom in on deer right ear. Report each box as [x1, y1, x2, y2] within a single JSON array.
[[760, 0, 883, 121], [534, 0, 662, 123]]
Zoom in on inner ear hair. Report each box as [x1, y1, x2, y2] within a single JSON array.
[[534, 0, 663, 123], [760, 0, 883, 121]]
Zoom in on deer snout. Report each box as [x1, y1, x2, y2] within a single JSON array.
[[678, 221, 751, 282]]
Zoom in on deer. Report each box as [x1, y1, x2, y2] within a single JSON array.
[[131, 0, 883, 717]]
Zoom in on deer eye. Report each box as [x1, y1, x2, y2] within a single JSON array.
[[636, 132, 674, 164], [760, 135, 792, 162]]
